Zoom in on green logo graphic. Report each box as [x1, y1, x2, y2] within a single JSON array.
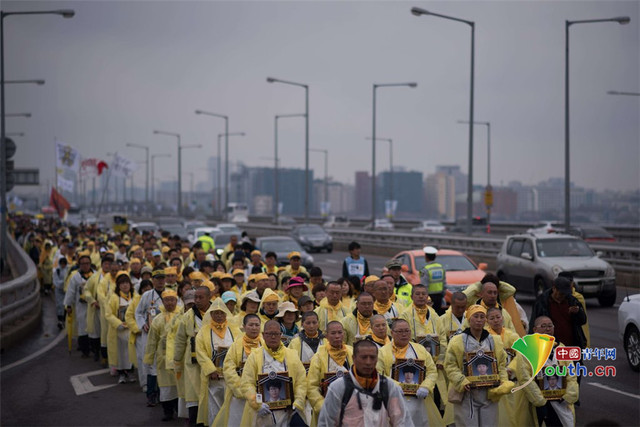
[[510, 333, 555, 393]]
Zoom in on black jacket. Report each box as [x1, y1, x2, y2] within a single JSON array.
[[528, 288, 587, 348]]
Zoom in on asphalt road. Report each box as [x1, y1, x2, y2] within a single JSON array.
[[1, 249, 638, 426]]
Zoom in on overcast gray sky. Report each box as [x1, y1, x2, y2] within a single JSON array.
[[5, 0, 639, 195]]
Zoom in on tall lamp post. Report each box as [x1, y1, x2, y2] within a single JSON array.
[[267, 77, 310, 220], [365, 137, 393, 209], [371, 83, 416, 223], [310, 148, 329, 216], [411, 7, 475, 235], [126, 143, 149, 206], [1, 8, 74, 270], [457, 120, 491, 231], [195, 109, 230, 215], [3, 79, 45, 85], [151, 153, 171, 205], [565, 16, 630, 229], [217, 132, 245, 217], [274, 113, 305, 223]]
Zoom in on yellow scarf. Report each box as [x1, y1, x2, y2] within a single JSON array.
[[480, 300, 499, 311], [287, 294, 299, 307], [327, 344, 348, 368], [389, 293, 397, 303], [374, 300, 392, 314], [372, 334, 389, 346], [242, 334, 262, 357], [325, 301, 343, 321], [413, 305, 429, 325], [356, 312, 371, 336], [392, 342, 410, 359], [119, 291, 131, 302], [210, 320, 228, 339], [489, 327, 505, 342], [353, 367, 378, 391], [265, 343, 287, 363]]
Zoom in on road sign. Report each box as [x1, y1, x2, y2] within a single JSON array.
[[484, 186, 493, 207]]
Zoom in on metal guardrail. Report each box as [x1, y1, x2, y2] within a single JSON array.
[[239, 223, 640, 273], [0, 233, 41, 332]]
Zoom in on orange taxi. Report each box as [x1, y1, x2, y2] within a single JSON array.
[[389, 248, 488, 305]]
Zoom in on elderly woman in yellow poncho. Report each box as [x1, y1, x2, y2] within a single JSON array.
[[212, 313, 263, 427], [143, 289, 183, 422], [377, 318, 441, 426], [195, 297, 241, 426], [444, 304, 515, 427], [258, 288, 281, 326], [105, 271, 135, 383], [239, 320, 308, 427]]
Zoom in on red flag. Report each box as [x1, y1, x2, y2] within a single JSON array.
[[50, 187, 71, 218], [97, 161, 108, 176]]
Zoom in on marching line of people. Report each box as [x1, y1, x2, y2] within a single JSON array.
[[12, 213, 590, 427]]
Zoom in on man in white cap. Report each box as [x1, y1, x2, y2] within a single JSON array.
[[419, 246, 447, 315]]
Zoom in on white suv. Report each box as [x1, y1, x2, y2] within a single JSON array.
[[496, 233, 616, 306]]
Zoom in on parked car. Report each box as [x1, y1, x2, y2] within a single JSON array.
[[389, 248, 488, 304], [496, 233, 616, 306], [273, 216, 297, 228], [291, 224, 333, 253], [618, 294, 640, 371], [215, 223, 242, 234], [412, 220, 447, 233], [160, 224, 189, 241], [132, 222, 159, 235], [567, 226, 616, 243], [323, 215, 350, 228], [255, 236, 314, 269], [364, 218, 394, 231], [449, 216, 488, 233], [527, 220, 565, 234]]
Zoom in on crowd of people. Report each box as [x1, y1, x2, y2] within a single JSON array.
[[11, 213, 589, 427]]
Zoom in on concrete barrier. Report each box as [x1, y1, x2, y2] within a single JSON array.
[[0, 233, 42, 350]]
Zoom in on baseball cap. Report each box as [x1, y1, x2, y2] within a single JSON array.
[[297, 295, 313, 309], [385, 259, 403, 269], [221, 291, 237, 304], [182, 289, 196, 304]]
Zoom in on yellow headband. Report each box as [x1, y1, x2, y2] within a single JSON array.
[[164, 267, 178, 275], [466, 304, 487, 318], [161, 289, 178, 299]]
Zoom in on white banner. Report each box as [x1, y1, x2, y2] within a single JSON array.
[[80, 158, 98, 178], [57, 175, 74, 193], [320, 201, 331, 217], [55, 141, 81, 173], [111, 153, 137, 178]]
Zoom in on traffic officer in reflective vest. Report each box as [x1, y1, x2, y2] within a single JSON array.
[[420, 246, 446, 315], [385, 259, 412, 307]]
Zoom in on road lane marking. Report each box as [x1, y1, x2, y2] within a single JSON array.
[[588, 382, 640, 400], [326, 259, 338, 264], [0, 329, 66, 374], [70, 368, 118, 395]]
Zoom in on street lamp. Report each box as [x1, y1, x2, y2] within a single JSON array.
[[365, 137, 393, 209], [151, 153, 171, 205], [126, 143, 150, 206], [274, 113, 305, 223], [1, 8, 73, 270], [4, 112, 31, 118], [607, 90, 640, 96], [195, 109, 230, 215], [371, 82, 416, 223], [412, 6, 475, 235], [267, 77, 310, 220], [310, 148, 329, 216], [217, 132, 245, 217], [565, 16, 630, 229], [458, 120, 492, 231]]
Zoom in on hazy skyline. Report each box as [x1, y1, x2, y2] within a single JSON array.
[[4, 0, 639, 198]]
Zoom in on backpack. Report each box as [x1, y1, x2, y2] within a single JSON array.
[[338, 374, 390, 425]]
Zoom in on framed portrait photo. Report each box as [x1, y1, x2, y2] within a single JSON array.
[[321, 370, 347, 397], [416, 334, 441, 358], [392, 358, 425, 395], [464, 350, 500, 388], [537, 372, 565, 400], [257, 371, 293, 410], [212, 347, 228, 373]]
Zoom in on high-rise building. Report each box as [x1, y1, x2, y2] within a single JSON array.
[[436, 165, 467, 195], [355, 171, 371, 216], [379, 170, 423, 217], [425, 172, 456, 220]]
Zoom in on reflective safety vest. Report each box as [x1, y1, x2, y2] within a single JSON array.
[[394, 282, 413, 306], [198, 235, 215, 253], [421, 262, 445, 294]]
